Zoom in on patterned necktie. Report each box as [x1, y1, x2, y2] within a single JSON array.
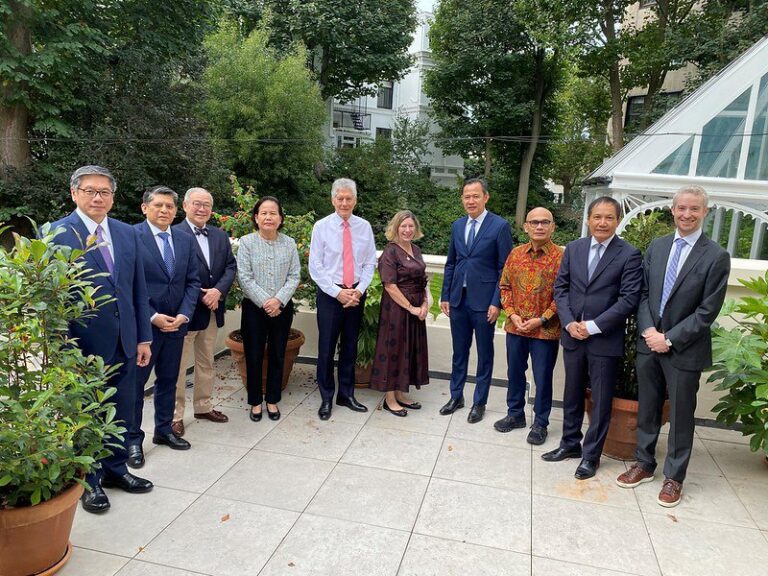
[[342, 220, 354, 288], [158, 232, 175, 276], [95, 224, 114, 275], [467, 219, 477, 249], [587, 243, 603, 280], [659, 237, 687, 316], [194, 226, 208, 236]]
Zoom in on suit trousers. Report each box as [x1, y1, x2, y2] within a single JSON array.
[[636, 352, 700, 483], [505, 334, 559, 427], [87, 340, 136, 487], [448, 292, 495, 406], [130, 331, 185, 446], [560, 346, 619, 461], [174, 311, 218, 421], [316, 289, 365, 402], [241, 298, 293, 405]]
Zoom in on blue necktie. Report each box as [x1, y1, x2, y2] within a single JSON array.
[[659, 238, 686, 316], [588, 243, 603, 280], [467, 219, 477, 249], [158, 232, 175, 276]]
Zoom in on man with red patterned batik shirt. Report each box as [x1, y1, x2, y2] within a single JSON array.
[[496, 207, 563, 445]]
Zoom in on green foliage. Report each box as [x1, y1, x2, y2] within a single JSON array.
[[356, 272, 383, 367], [709, 272, 768, 457], [0, 225, 123, 508]]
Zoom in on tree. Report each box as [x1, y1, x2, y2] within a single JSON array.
[[201, 24, 327, 196], [265, 0, 418, 101]]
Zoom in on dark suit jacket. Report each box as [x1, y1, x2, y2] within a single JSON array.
[[555, 235, 643, 357], [441, 212, 514, 311], [172, 221, 237, 330], [49, 211, 152, 359], [135, 221, 201, 338], [636, 232, 730, 370]]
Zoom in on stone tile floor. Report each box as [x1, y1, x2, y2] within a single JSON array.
[[61, 359, 768, 576]]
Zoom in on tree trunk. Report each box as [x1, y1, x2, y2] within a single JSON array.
[[1, 2, 32, 174], [483, 134, 492, 181]]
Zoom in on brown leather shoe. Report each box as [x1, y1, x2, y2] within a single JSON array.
[[194, 409, 229, 423], [657, 478, 683, 507], [616, 463, 655, 488], [171, 420, 185, 437]]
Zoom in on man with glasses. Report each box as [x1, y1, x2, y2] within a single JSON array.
[[170, 188, 236, 436], [496, 207, 563, 445], [49, 165, 154, 513]]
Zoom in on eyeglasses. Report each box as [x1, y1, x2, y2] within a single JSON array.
[[191, 201, 212, 210], [526, 219, 552, 227], [77, 187, 114, 198]]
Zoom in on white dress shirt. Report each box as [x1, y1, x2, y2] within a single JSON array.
[[186, 218, 211, 268], [309, 212, 377, 298], [147, 220, 175, 255], [75, 208, 115, 260], [464, 209, 488, 244], [666, 228, 702, 275]]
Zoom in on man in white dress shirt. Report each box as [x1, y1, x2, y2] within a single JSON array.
[[309, 178, 377, 420]]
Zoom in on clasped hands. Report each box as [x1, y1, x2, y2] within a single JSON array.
[[566, 321, 591, 340], [263, 297, 283, 317], [509, 314, 543, 333], [408, 302, 429, 321], [337, 288, 363, 308], [152, 314, 187, 333], [643, 327, 670, 354]]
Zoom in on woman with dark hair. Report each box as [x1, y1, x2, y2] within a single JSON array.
[[236, 196, 300, 421]]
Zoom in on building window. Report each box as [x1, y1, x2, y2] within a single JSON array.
[[376, 127, 392, 139], [337, 135, 361, 148], [625, 92, 682, 132], [377, 83, 393, 109], [625, 96, 645, 131], [639, 0, 656, 7]]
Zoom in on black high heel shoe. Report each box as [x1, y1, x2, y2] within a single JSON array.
[[249, 406, 262, 422], [382, 398, 407, 417], [267, 405, 281, 421]]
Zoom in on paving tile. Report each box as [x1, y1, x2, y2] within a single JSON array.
[[256, 413, 362, 461], [289, 389, 376, 424], [138, 440, 248, 493], [206, 449, 335, 512], [259, 514, 409, 576], [447, 410, 568, 453], [645, 513, 768, 576], [414, 477, 531, 553], [181, 403, 280, 449], [533, 457, 638, 510], [341, 426, 444, 476], [367, 399, 452, 437], [58, 548, 128, 576], [70, 487, 198, 557], [116, 562, 201, 576], [531, 557, 645, 576], [701, 440, 768, 483], [647, 435, 722, 477], [636, 474, 755, 528], [729, 476, 768, 530], [216, 378, 315, 412], [532, 495, 659, 576], [140, 495, 298, 576], [408, 379, 453, 404], [307, 463, 429, 531], [398, 534, 531, 576], [695, 425, 750, 445], [433, 437, 532, 494]]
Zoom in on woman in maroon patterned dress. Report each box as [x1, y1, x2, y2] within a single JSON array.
[[370, 210, 430, 416]]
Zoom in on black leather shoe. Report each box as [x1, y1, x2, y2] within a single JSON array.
[[439, 397, 465, 415], [336, 395, 368, 412], [494, 414, 526, 432], [267, 405, 281, 421], [526, 425, 548, 446], [249, 406, 262, 422], [398, 400, 421, 410], [81, 484, 110, 513], [126, 444, 145, 469], [318, 400, 332, 420], [102, 472, 154, 493], [152, 433, 191, 450], [541, 446, 582, 462], [467, 404, 485, 424], [382, 398, 407, 417], [575, 458, 600, 480]]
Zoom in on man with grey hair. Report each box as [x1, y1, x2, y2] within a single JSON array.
[[127, 185, 200, 466], [49, 165, 154, 513], [171, 187, 237, 435], [616, 185, 730, 507], [309, 178, 377, 420]]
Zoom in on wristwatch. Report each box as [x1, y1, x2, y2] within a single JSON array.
[[539, 316, 549, 327], [665, 338, 672, 348]]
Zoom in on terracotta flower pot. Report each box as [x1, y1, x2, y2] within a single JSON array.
[[0, 481, 84, 576], [225, 328, 305, 393], [354, 363, 373, 388], [585, 389, 671, 461]]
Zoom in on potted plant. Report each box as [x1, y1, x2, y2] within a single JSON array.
[[0, 226, 123, 576], [585, 211, 674, 459], [354, 272, 383, 387], [214, 176, 312, 391], [709, 273, 768, 465]]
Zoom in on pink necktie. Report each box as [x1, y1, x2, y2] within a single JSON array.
[[342, 220, 355, 288]]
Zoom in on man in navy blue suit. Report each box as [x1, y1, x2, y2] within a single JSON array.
[[171, 187, 237, 436], [543, 196, 642, 480], [49, 165, 154, 513], [127, 186, 200, 466], [439, 178, 513, 423]]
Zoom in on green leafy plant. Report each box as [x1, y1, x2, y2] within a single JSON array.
[[355, 273, 383, 367], [709, 273, 768, 458], [0, 225, 123, 508]]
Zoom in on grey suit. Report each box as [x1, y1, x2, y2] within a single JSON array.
[[635, 232, 730, 482]]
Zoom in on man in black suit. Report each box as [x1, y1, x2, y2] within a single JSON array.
[[171, 187, 237, 436], [543, 196, 642, 480], [127, 186, 200, 467], [616, 185, 730, 507]]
